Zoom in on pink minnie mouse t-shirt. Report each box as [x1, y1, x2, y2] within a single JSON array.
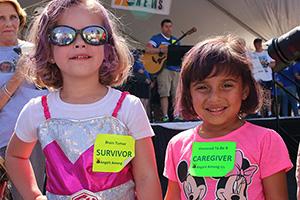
[[164, 122, 293, 200]]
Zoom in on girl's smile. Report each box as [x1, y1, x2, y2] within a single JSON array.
[[190, 73, 248, 137], [69, 53, 92, 60], [205, 106, 227, 115]]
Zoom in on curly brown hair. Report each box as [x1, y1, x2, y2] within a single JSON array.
[[26, 0, 132, 90]]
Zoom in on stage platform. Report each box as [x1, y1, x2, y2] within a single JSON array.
[[151, 116, 300, 199]]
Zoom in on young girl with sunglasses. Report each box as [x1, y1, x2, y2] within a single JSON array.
[[5, 0, 162, 199], [164, 35, 293, 200]]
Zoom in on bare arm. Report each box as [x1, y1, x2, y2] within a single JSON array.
[[145, 43, 160, 54], [164, 180, 181, 200], [262, 170, 288, 200], [5, 134, 45, 200], [269, 60, 276, 68], [131, 137, 162, 200], [0, 61, 25, 110], [145, 43, 168, 54]]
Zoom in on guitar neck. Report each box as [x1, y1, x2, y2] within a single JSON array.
[[171, 27, 196, 46], [171, 34, 187, 46]]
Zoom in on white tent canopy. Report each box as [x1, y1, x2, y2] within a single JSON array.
[[19, 0, 300, 49]]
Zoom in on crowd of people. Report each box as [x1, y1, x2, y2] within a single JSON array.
[[0, 0, 299, 199]]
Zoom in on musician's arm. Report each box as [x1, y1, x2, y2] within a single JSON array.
[[145, 43, 160, 54], [146, 43, 168, 54]]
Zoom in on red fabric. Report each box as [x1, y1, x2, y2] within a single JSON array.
[[41, 95, 51, 120], [112, 92, 129, 118], [41, 92, 129, 120]]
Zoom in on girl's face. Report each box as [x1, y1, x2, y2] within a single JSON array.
[[0, 2, 20, 46], [51, 4, 105, 82], [190, 73, 249, 133]]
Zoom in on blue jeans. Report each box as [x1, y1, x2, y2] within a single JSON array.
[[281, 85, 299, 116]]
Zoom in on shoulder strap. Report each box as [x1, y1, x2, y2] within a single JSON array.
[[41, 95, 51, 120], [112, 91, 129, 118]]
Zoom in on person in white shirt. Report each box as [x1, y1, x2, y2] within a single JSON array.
[[253, 38, 275, 117]]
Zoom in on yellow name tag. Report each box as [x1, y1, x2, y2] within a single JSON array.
[[93, 134, 135, 173]]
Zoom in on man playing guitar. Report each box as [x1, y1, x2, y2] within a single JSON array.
[[145, 19, 181, 122]]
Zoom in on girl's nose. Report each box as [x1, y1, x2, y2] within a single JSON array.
[[74, 43, 86, 48], [208, 88, 222, 100], [74, 35, 86, 48]]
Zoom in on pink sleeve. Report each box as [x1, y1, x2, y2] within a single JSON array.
[[297, 144, 300, 199], [260, 130, 293, 179], [163, 140, 178, 182]]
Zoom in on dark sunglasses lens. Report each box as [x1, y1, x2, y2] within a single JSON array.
[[82, 26, 107, 45], [50, 27, 76, 46]]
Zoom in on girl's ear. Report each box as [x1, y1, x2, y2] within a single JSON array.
[[242, 86, 249, 100]]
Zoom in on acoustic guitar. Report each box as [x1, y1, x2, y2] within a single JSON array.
[[142, 27, 197, 75]]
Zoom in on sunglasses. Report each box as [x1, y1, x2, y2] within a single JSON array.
[[49, 25, 109, 46]]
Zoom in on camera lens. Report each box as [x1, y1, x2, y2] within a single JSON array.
[[267, 26, 300, 72]]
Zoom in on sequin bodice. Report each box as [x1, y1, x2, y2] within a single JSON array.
[[38, 116, 134, 199]]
